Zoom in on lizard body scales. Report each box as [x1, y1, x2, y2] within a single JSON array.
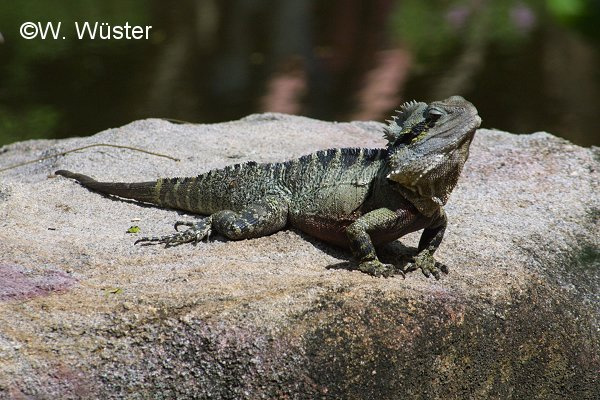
[[56, 96, 481, 278]]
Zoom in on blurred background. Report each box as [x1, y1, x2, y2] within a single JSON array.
[[0, 0, 598, 147]]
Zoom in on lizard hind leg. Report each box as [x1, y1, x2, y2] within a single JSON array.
[[211, 196, 289, 240], [134, 196, 289, 246]]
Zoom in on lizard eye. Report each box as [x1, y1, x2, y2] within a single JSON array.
[[425, 107, 444, 126], [427, 107, 443, 120]]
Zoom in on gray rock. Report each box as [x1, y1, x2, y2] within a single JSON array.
[[0, 115, 598, 399]]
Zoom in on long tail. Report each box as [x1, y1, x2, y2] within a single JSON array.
[[55, 170, 159, 204]]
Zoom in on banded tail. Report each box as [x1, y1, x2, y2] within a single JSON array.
[[55, 170, 159, 204]]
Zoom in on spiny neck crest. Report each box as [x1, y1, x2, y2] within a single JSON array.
[[383, 100, 429, 148]]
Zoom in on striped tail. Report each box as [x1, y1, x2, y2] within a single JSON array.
[[55, 170, 159, 204]]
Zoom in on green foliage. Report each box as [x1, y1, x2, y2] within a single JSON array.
[[0, 0, 150, 145], [104, 287, 124, 295], [389, 0, 545, 64], [390, 1, 455, 62], [547, 0, 585, 20], [127, 226, 141, 234], [0, 0, 597, 147], [0, 105, 60, 144], [546, 0, 600, 38]]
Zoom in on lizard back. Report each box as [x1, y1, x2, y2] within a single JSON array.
[[56, 147, 387, 217]]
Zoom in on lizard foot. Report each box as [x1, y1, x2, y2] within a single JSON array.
[[357, 260, 404, 278], [134, 218, 212, 246], [405, 250, 448, 280]]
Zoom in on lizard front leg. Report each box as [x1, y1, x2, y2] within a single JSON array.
[[406, 209, 448, 279], [346, 208, 404, 278], [136, 196, 289, 245]]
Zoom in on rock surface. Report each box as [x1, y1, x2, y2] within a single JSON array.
[[0, 114, 598, 399]]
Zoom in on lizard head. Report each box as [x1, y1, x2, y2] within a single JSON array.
[[384, 96, 481, 206]]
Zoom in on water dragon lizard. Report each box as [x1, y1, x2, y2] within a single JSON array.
[[56, 96, 481, 278]]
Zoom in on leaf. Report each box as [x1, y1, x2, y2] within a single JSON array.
[[127, 225, 140, 234]]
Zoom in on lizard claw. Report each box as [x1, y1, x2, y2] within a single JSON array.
[[405, 250, 448, 280], [357, 260, 405, 278], [174, 220, 196, 231]]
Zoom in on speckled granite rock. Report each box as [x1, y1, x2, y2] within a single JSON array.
[[0, 115, 598, 399]]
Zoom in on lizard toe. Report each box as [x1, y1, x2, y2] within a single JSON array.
[[408, 250, 448, 279], [174, 220, 196, 231], [357, 260, 399, 278]]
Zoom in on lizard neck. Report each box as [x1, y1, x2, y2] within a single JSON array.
[[385, 137, 472, 217]]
